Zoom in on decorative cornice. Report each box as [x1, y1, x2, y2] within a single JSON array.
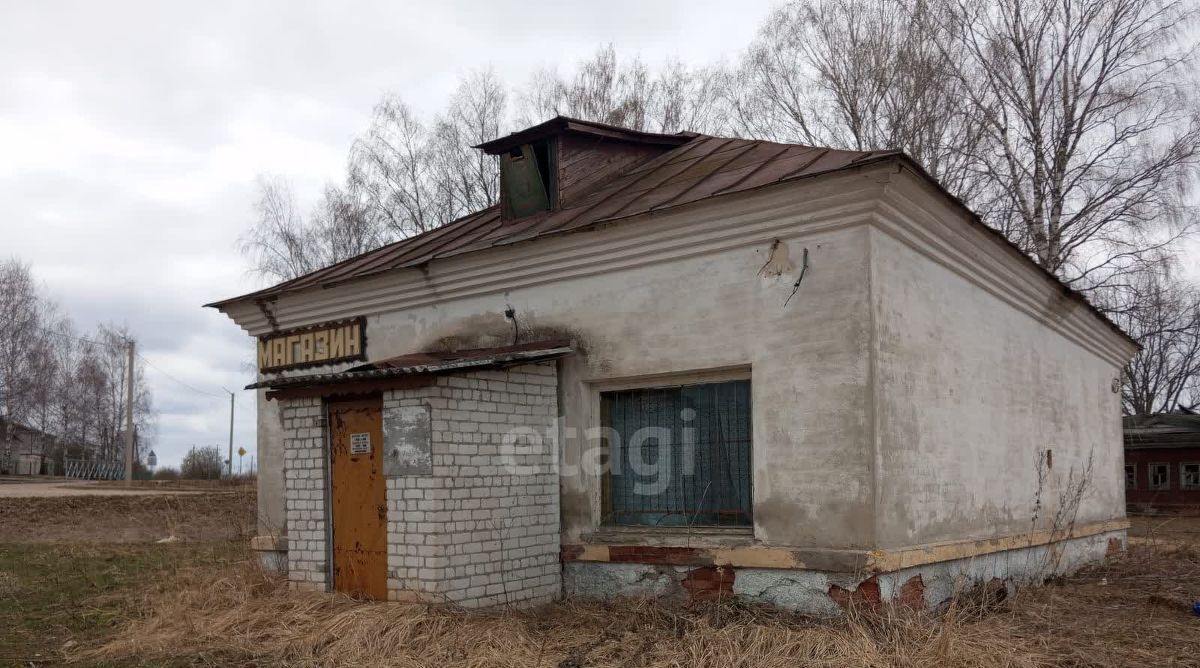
[[875, 166, 1137, 368], [218, 161, 1135, 375], [219, 168, 891, 335]]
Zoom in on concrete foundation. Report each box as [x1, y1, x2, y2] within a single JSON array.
[[563, 529, 1125, 614]]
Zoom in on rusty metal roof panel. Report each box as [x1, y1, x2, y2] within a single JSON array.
[[206, 130, 909, 308], [245, 339, 573, 390]]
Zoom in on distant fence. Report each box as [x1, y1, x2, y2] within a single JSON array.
[[64, 459, 125, 480]]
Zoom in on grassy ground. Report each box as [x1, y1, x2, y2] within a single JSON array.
[[0, 542, 244, 667], [0, 489, 1198, 667], [0, 490, 255, 667]]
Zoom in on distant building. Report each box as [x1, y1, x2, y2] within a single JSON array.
[[210, 116, 1137, 613], [1124, 409, 1200, 514], [0, 417, 57, 476]]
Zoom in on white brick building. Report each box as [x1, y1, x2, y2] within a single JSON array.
[[213, 117, 1136, 612]]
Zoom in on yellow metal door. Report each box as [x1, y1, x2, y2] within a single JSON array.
[[328, 396, 387, 599]]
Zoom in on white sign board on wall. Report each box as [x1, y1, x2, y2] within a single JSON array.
[[383, 405, 431, 476]]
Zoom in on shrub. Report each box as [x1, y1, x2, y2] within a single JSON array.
[[180, 446, 225, 480], [152, 467, 181, 481]]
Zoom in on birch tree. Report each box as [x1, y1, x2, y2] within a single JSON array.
[[243, 70, 509, 282], [731, 0, 989, 197], [1104, 267, 1200, 414], [0, 260, 157, 470], [934, 0, 1200, 291], [518, 45, 725, 133]]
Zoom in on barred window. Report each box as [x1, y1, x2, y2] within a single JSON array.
[[601, 379, 752, 527], [1150, 463, 1170, 490], [1124, 464, 1136, 490]]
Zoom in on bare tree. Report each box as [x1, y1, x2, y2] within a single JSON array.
[[933, 0, 1200, 292], [650, 58, 728, 135], [731, 0, 991, 197], [518, 45, 724, 133], [88, 324, 154, 463], [0, 260, 157, 472], [243, 70, 511, 281], [1103, 265, 1200, 414], [181, 445, 225, 480], [239, 177, 319, 283], [427, 68, 507, 217], [349, 96, 443, 238], [0, 259, 42, 471]]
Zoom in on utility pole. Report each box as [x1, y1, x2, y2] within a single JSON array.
[[123, 338, 135, 485], [226, 390, 235, 478]]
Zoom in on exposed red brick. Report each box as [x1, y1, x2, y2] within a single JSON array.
[[608, 546, 709, 566], [560, 544, 584, 561], [828, 575, 882, 612], [896, 575, 925, 610], [1106, 537, 1124, 558], [682, 566, 734, 601]]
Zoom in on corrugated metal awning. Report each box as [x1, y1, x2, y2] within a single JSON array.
[[246, 339, 572, 391]]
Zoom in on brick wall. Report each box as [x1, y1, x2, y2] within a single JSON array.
[[277, 362, 561, 608], [385, 363, 561, 607], [281, 396, 328, 591]]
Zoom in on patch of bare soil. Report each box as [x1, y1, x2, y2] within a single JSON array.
[[1129, 514, 1200, 545], [0, 490, 256, 543]]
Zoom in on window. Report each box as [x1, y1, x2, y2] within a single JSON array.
[[1181, 463, 1200, 490], [1125, 464, 1137, 490], [601, 379, 751, 527], [1150, 463, 1170, 490]]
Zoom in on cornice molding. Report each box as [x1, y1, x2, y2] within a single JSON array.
[[874, 167, 1136, 368], [218, 161, 1135, 375], [221, 168, 891, 335]]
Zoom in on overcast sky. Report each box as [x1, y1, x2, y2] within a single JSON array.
[[0, 0, 780, 468]]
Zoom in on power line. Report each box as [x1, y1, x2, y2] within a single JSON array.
[[6, 317, 235, 400], [137, 353, 230, 399], [0, 320, 125, 350]]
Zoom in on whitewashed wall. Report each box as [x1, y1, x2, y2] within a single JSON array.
[[236, 162, 1133, 557]]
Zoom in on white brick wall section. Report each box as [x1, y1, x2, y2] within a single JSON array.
[[277, 361, 561, 607], [385, 362, 561, 608], [280, 397, 328, 591]]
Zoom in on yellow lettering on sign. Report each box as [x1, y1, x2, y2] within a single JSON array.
[[329, 327, 345, 359], [258, 339, 272, 370], [257, 320, 364, 372], [314, 330, 329, 361], [282, 333, 298, 364], [299, 333, 315, 363], [345, 323, 361, 357]]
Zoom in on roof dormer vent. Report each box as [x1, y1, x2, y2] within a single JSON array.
[[501, 140, 556, 220]]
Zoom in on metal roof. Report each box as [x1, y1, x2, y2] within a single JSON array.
[[205, 116, 1135, 350], [208, 121, 898, 308], [474, 116, 695, 154], [1123, 413, 1200, 450], [246, 339, 573, 390]]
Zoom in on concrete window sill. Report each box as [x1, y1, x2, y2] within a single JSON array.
[[583, 525, 755, 547]]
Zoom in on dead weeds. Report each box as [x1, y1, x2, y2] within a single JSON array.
[[81, 540, 1200, 668]]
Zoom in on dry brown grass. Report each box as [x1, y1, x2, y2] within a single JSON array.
[[0, 489, 256, 543], [81, 538, 1200, 668]]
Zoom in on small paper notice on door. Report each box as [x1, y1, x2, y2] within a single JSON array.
[[350, 432, 371, 455]]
